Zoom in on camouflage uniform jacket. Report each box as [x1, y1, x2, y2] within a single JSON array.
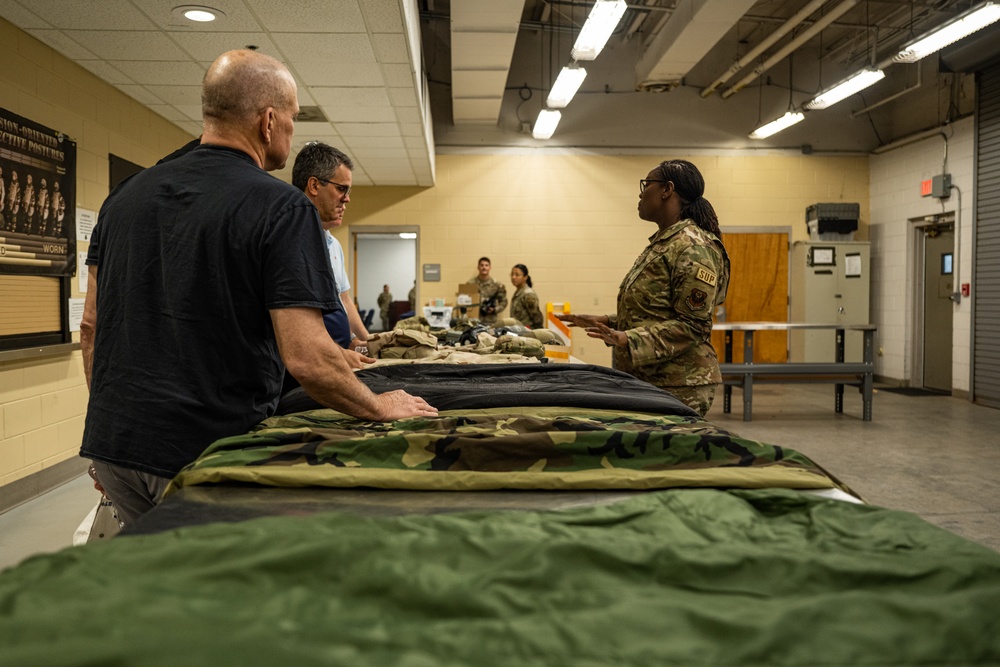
[[609, 219, 730, 388], [467, 275, 508, 325], [510, 285, 545, 329]]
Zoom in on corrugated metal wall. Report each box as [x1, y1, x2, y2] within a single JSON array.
[[974, 64, 1000, 407]]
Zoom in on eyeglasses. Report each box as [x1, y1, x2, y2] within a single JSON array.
[[639, 179, 667, 195], [316, 178, 351, 197]]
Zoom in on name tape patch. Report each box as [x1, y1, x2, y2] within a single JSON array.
[[695, 266, 718, 287]]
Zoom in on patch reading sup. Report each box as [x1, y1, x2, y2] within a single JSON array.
[[695, 265, 718, 286]]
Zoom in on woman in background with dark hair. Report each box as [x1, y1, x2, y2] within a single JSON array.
[[510, 263, 544, 329], [557, 159, 729, 416]]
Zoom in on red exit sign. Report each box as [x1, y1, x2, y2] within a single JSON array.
[[920, 179, 933, 196]]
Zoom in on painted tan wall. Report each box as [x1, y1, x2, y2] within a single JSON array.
[[0, 18, 194, 487], [340, 152, 870, 365]]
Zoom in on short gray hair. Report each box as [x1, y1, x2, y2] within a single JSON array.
[[202, 50, 295, 123]]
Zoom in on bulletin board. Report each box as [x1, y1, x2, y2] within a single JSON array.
[[0, 107, 75, 350]]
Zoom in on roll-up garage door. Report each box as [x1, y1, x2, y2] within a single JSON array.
[[974, 64, 1000, 408]]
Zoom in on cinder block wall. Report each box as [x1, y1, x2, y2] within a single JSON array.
[[0, 17, 193, 489]]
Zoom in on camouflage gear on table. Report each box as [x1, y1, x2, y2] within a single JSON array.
[[610, 219, 730, 395], [493, 334, 545, 358], [370, 352, 543, 366], [510, 286, 545, 329], [467, 276, 508, 325], [165, 406, 845, 497]]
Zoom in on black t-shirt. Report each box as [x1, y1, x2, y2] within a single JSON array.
[[82, 144, 341, 477]]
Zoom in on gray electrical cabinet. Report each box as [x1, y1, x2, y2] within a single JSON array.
[[790, 241, 871, 362]]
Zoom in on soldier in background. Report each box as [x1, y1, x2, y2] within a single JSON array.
[[556, 159, 729, 416], [509, 263, 544, 329], [467, 256, 507, 326], [408, 280, 416, 313], [377, 284, 392, 331]]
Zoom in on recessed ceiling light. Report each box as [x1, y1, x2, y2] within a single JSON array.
[[172, 5, 225, 23]]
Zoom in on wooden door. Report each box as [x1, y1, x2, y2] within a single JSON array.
[[711, 232, 788, 363]]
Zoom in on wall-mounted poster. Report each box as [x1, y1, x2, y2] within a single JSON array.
[[0, 107, 76, 277]]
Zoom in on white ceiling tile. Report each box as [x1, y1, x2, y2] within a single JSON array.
[[342, 147, 405, 159], [77, 60, 134, 85], [451, 0, 523, 32], [372, 33, 408, 64], [65, 30, 190, 61], [115, 84, 166, 106], [0, 0, 52, 29], [173, 105, 203, 121], [144, 85, 202, 105], [147, 104, 188, 122], [342, 135, 404, 149], [452, 71, 509, 98], [335, 123, 400, 137], [166, 32, 280, 62], [22, 0, 156, 30], [243, 0, 365, 32], [293, 122, 342, 138], [109, 60, 205, 86], [271, 33, 376, 64], [381, 64, 413, 87], [175, 120, 204, 135], [404, 136, 427, 150], [296, 87, 316, 106], [360, 0, 403, 32], [388, 87, 417, 107], [311, 87, 390, 107], [136, 0, 264, 32], [25, 30, 97, 60], [324, 106, 398, 123], [295, 62, 384, 87], [399, 122, 423, 137], [394, 107, 422, 124]]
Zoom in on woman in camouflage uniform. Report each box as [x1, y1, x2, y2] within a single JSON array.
[[509, 263, 545, 329], [557, 160, 729, 416]]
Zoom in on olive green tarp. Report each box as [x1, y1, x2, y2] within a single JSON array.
[[165, 407, 850, 496], [2, 489, 1000, 665]]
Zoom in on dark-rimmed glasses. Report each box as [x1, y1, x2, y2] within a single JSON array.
[[639, 179, 667, 195], [316, 178, 351, 197]]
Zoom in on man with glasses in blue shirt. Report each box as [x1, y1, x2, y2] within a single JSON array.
[[292, 142, 371, 350]]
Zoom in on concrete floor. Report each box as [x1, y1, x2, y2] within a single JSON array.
[[0, 382, 998, 572]]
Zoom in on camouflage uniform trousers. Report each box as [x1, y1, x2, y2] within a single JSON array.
[[664, 384, 718, 417]]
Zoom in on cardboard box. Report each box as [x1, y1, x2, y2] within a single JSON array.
[[456, 284, 480, 319]]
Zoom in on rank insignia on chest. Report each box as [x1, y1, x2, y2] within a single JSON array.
[[695, 266, 717, 286], [686, 288, 708, 310]]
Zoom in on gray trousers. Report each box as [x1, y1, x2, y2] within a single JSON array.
[[89, 460, 172, 529]]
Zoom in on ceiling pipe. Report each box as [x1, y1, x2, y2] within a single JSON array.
[[701, 0, 828, 98], [721, 0, 858, 99]]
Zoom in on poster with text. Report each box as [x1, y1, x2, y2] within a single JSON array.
[[0, 107, 77, 276]]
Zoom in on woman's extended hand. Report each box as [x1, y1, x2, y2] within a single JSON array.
[[582, 321, 627, 347]]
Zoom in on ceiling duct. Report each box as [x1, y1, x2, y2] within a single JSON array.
[[450, 0, 525, 125], [635, 0, 757, 92]]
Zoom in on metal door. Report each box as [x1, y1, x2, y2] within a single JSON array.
[[923, 227, 954, 392]]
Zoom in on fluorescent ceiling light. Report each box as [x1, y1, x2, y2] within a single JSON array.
[[547, 67, 588, 108], [894, 1, 1000, 63], [172, 5, 225, 23], [532, 109, 562, 140], [571, 1, 628, 61], [804, 68, 885, 110], [749, 111, 805, 139], [399, 232, 417, 239]]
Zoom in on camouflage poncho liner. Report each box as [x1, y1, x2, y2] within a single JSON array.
[[166, 406, 848, 498]]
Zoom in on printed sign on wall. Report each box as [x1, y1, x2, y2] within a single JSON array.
[[0, 107, 77, 276]]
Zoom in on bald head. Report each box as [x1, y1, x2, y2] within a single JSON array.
[[202, 50, 296, 125]]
